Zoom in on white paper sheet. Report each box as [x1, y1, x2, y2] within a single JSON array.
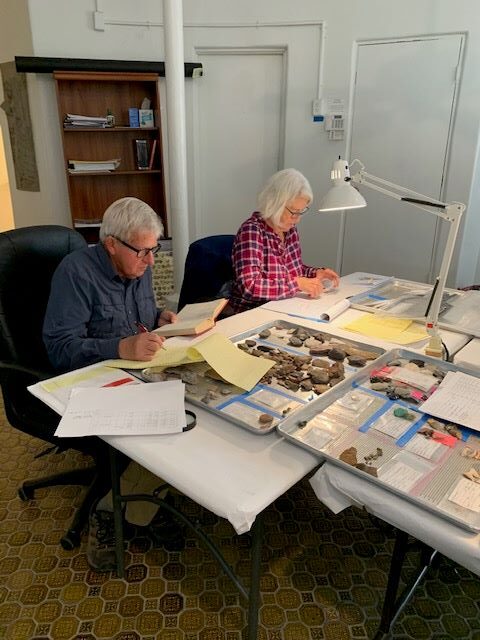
[[420, 371, 480, 431], [377, 460, 425, 491], [448, 477, 480, 512], [55, 379, 186, 437]]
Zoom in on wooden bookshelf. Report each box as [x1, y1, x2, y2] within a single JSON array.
[[54, 71, 167, 243]]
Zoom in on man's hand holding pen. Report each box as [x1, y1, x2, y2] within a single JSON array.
[[119, 329, 165, 361], [118, 311, 178, 361]]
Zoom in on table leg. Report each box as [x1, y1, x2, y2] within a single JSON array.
[[109, 447, 125, 578], [247, 512, 264, 640], [107, 445, 264, 638], [375, 529, 437, 639]]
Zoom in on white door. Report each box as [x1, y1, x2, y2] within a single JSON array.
[[191, 47, 284, 237], [183, 24, 335, 258], [341, 35, 463, 281]]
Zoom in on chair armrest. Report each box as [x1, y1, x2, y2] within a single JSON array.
[[0, 360, 55, 385]]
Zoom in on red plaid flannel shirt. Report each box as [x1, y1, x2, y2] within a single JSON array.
[[229, 212, 317, 313]]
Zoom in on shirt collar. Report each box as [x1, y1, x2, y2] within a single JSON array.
[[94, 242, 123, 282], [252, 211, 296, 240]]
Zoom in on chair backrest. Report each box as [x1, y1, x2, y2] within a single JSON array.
[[178, 235, 234, 311], [0, 225, 86, 370]]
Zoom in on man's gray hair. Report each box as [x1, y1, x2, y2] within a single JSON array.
[[99, 197, 164, 242], [257, 168, 313, 227]]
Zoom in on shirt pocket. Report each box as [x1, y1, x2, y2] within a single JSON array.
[[89, 304, 119, 338], [135, 292, 157, 328]]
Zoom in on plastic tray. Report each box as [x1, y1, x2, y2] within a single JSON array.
[[140, 319, 385, 435], [350, 278, 480, 337], [277, 348, 480, 532]]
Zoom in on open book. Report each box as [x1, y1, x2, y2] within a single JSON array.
[[154, 298, 228, 337], [262, 294, 350, 322]]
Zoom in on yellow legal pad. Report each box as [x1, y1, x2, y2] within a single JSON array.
[[341, 314, 429, 345], [105, 333, 274, 391]]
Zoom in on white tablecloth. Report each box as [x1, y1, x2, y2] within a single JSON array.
[[310, 462, 480, 576]]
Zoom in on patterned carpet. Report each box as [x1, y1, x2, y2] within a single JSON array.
[[1, 393, 480, 640]]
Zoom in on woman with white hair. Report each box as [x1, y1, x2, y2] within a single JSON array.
[[229, 168, 339, 313]]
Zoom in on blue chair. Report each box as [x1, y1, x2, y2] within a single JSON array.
[[178, 235, 234, 311]]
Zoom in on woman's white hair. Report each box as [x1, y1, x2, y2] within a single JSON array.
[[99, 197, 164, 242], [257, 168, 313, 226]]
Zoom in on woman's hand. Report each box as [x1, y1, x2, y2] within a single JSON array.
[[315, 267, 340, 288], [158, 309, 177, 327], [119, 333, 165, 361], [296, 276, 323, 298]]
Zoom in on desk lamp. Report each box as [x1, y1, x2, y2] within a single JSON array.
[[318, 157, 466, 358]]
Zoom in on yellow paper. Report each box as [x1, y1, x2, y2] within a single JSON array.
[[187, 333, 274, 391], [41, 365, 118, 392], [105, 334, 274, 391], [104, 345, 205, 370], [342, 315, 428, 344]]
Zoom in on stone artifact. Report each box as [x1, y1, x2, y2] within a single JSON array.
[[355, 463, 378, 477], [339, 447, 358, 466]]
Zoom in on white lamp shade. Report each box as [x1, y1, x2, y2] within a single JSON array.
[[318, 182, 367, 212]]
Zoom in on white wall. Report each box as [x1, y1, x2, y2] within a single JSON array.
[[13, 0, 480, 284]]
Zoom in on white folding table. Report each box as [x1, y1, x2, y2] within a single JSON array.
[[30, 279, 473, 639]]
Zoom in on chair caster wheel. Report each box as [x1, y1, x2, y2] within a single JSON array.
[[60, 531, 80, 550], [18, 486, 34, 501]]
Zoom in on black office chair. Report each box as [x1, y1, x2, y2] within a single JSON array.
[[0, 225, 108, 550], [178, 234, 235, 311]]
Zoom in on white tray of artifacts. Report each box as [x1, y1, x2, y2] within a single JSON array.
[[277, 348, 480, 532], [140, 320, 385, 435], [349, 277, 480, 338]]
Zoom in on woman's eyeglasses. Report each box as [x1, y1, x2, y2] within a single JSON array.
[[285, 205, 310, 217], [113, 236, 161, 258]]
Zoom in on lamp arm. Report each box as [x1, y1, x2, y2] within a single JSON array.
[[351, 169, 453, 218], [426, 204, 463, 333], [348, 160, 466, 357]]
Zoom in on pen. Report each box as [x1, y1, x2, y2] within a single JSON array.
[[135, 321, 167, 349], [135, 321, 149, 333]]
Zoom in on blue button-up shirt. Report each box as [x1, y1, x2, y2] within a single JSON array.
[[43, 243, 160, 372]]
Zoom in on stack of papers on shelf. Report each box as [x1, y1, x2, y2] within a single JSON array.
[[64, 113, 108, 128], [68, 158, 121, 173]]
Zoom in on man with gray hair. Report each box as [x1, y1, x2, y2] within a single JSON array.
[[43, 197, 175, 371], [43, 197, 180, 571]]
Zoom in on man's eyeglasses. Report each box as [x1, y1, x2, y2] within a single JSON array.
[[113, 236, 161, 259], [285, 205, 310, 217]]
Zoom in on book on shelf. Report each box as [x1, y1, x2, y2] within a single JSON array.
[[68, 159, 121, 172], [153, 298, 228, 337], [134, 140, 149, 170], [139, 109, 154, 128], [148, 140, 157, 169]]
